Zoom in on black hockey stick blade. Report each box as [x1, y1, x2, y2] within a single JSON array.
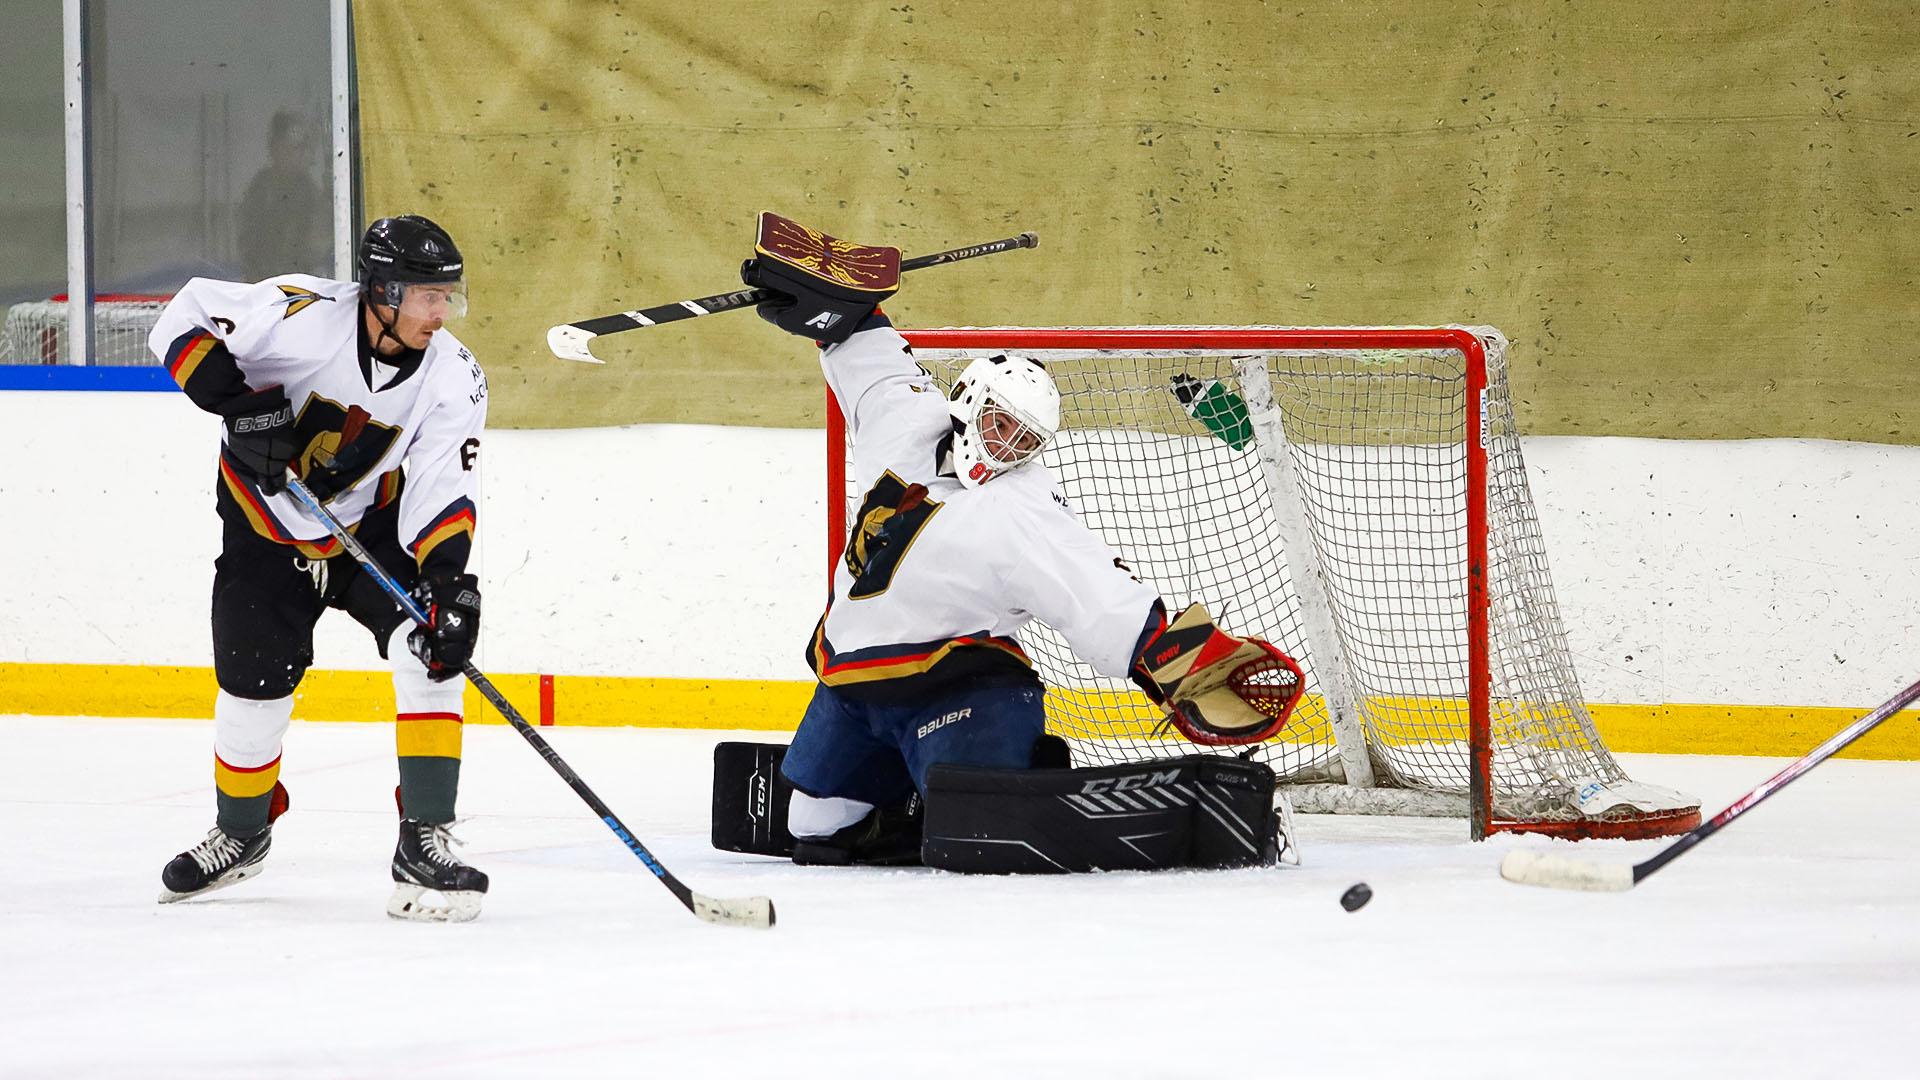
[[547, 230, 1039, 362], [282, 476, 777, 929], [1500, 673, 1920, 893]]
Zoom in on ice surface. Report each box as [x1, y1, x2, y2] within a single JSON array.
[[2, 715, 1915, 1078]]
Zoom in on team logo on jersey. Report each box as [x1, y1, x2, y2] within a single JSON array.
[[275, 284, 336, 319], [845, 471, 943, 599], [291, 394, 401, 500]]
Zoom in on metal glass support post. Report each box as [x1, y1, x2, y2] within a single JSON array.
[[329, 0, 355, 280], [61, 0, 92, 366]]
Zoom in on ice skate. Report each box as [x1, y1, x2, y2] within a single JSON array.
[[388, 818, 488, 922], [158, 824, 273, 903]]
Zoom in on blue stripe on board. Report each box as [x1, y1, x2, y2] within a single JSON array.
[[0, 365, 179, 391]]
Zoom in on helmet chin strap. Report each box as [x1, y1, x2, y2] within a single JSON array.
[[366, 290, 407, 356]]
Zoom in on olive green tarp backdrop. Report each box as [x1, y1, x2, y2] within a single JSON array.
[[358, 1, 1919, 440]]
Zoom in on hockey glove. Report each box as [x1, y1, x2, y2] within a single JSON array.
[[1134, 602, 1304, 746], [221, 386, 299, 494], [740, 211, 899, 345], [406, 573, 481, 682]]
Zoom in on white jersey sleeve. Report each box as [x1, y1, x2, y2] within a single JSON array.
[[994, 480, 1162, 678], [149, 275, 345, 411], [821, 318, 946, 437], [397, 337, 487, 576], [149, 276, 278, 368]]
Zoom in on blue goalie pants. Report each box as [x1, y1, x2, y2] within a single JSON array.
[[779, 679, 1046, 805]]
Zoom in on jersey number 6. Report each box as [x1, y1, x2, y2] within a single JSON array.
[[845, 471, 943, 600]]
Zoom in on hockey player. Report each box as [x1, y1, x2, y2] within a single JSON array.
[[733, 214, 1302, 867], [149, 215, 491, 921]]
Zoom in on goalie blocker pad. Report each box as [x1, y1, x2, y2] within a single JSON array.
[[741, 210, 901, 344], [923, 755, 1280, 874]]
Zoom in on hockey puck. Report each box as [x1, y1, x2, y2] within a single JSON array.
[[1340, 883, 1372, 912]]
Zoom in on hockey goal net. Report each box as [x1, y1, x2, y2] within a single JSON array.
[[826, 326, 1701, 840], [2, 294, 171, 366]]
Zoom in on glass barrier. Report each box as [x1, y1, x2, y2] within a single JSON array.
[[0, 3, 68, 362], [1, 1, 336, 367]]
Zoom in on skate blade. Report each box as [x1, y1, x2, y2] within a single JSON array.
[[157, 864, 263, 904], [386, 883, 484, 923]]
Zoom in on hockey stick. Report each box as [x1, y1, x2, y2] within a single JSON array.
[[547, 230, 1040, 362], [283, 477, 775, 929], [1501, 674, 1920, 892]]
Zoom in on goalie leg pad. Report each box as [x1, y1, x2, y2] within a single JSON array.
[[922, 755, 1280, 874], [711, 742, 797, 857]]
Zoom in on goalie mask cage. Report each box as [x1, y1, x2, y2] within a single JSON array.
[[825, 326, 1701, 841]]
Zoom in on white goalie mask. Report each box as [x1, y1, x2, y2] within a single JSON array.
[[946, 353, 1061, 488]]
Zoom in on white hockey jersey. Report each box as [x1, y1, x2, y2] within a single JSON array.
[[811, 318, 1159, 698], [149, 274, 486, 572]]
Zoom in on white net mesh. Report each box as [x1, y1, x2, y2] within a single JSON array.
[[836, 327, 1691, 832], [2, 296, 170, 366]]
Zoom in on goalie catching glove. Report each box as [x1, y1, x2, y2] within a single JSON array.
[[1133, 602, 1304, 746], [740, 210, 901, 344]]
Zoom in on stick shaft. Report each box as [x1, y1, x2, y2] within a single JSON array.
[[281, 477, 754, 922], [1630, 673, 1920, 883], [549, 231, 1038, 359], [1504, 674, 1920, 892]]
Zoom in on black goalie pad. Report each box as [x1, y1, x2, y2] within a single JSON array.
[[922, 755, 1279, 874], [711, 742, 796, 858]]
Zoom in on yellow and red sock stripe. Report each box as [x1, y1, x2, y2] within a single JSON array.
[[214, 752, 282, 799], [410, 498, 476, 568], [396, 711, 464, 759], [810, 622, 1031, 688]]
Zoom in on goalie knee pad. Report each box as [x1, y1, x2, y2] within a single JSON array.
[[790, 796, 924, 867], [789, 792, 874, 839], [922, 755, 1280, 873]]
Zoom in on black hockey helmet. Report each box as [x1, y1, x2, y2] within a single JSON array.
[[358, 215, 464, 310]]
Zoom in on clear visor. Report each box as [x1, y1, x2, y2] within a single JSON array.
[[393, 280, 468, 319], [977, 401, 1048, 466]]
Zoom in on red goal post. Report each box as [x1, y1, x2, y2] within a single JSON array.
[[826, 326, 1701, 841]]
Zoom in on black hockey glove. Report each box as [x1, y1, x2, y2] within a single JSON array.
[[221, 386, 299, 494], [740, 211, 899, 345], [406, 573, 481, 682]]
